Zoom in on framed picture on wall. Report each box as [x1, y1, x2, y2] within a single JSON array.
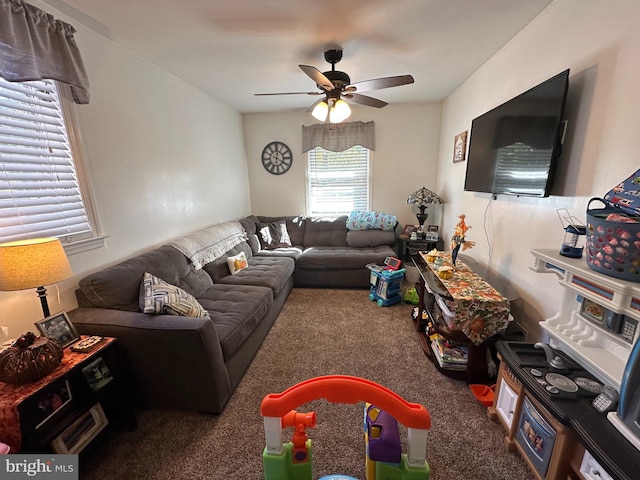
[[453, 131, 468, 163]]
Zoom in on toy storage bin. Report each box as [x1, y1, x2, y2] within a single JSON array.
[[585, 197, 640, 282], [404, 264, 421, 284], [435, 295, 457, 330]]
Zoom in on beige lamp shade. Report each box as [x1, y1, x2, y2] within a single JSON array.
[[0, 238, 72, 291]]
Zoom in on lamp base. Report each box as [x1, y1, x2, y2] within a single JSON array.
[[416, 206, 428, 228], [36, 286, 50, 318]]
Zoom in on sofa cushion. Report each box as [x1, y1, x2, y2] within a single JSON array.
[[303, 215, 348, 247], [227, 252, 248, 275], [346, 230, 396, 247], [79, 246, 214, 311], [258, 219, 292, 249], [238, 215, 261, 254], [139, 272, 210, 318], [196, 284, 273, 359], [254, 246, 303, 261], [296, 245, 393, 270], [257, 215, 306, 246], [217, 256, 295, 297]]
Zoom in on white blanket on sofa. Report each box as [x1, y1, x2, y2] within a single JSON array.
[[166, 221, 247, 270]]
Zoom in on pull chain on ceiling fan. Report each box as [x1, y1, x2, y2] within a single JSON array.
[[255, 48, 414, 123]]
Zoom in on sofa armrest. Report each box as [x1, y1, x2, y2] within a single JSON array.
[[67, 307, 232, 413]]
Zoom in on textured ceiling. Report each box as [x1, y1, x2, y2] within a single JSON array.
[[43, 0, 553, 113]]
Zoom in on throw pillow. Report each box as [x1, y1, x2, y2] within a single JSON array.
[[346, 211, 398, 231], [139, 272, 210, 318], [227, 252, 248, 275], [258, 219, 292, 250]]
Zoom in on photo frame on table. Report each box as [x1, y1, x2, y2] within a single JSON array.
[[35, 379, 72, 429], [82, 357, 113, 392], [35, 312, 80, 348], [402, 224, 418, 236], [427, 225, 439, 233]]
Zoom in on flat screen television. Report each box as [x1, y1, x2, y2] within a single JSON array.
[[464, 69, 570, 197]]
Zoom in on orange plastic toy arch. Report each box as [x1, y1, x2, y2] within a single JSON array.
[[260, 375, 431, 429]]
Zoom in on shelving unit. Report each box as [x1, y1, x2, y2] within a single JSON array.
[[530, 249, 640, 390], [0, 337, 135, 454], [412, 254, 494, 384]]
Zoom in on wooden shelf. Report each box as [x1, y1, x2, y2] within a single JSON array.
[[413, 289, 491, 384]]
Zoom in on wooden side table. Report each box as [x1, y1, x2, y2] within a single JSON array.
[[0, 336, 135, 454], [396, 235, 444, 261]]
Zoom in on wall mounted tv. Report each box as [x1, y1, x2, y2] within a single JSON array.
[[464, 69, 570, 198]]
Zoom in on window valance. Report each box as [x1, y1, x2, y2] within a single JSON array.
[[302, 121, 375, 153], [0, 0, 90, 104]]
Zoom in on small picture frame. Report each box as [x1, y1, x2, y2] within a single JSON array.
[[401, 224, 418, 236], [35, 379, 72, 429], [35, 312, 80, 348], [82, 357, 113, 392], [427, 225, 439, 233], [453, 131, 468, 163]]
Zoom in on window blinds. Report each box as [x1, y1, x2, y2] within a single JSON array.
[[307, 146, 370, 216], [0, 77, 91, 243]]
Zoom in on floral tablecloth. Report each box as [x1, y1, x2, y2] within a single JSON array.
[[420, 252, 510, 345]]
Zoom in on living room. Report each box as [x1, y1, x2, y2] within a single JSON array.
[[0, 0, 637, 342], [1, 1, 640, 478]]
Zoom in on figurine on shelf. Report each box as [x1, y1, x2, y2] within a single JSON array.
[[450, 213, 476, 266]]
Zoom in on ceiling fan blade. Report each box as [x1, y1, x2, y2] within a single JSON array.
[[254, 91, 323, 96], [349, 75, 414, 93], [346, 93, 388, 108], [299, 65, 334, 91]]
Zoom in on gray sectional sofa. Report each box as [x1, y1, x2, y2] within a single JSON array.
[[68, 214, 397, 413]]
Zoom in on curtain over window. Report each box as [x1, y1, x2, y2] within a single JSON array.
[[0, 0, 90, 104], [302, 121, 375, 153]]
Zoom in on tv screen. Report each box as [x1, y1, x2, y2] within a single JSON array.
[[464, 69, 570, 197]]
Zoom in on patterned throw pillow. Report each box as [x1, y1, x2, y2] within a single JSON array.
[[346, 211, 398, 231], [227, 251, 248, 275], [139, 272, 210, 318]]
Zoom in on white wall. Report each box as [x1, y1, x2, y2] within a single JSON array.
[[437, 0, 640, 336], [0, 2, 252, 337], [243, 102, 443, 228]]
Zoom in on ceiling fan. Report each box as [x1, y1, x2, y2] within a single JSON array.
[[255, 48, 414, 123]]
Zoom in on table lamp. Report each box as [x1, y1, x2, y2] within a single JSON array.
[[406, 186, 442, 229], [0, 238, 72, 318]]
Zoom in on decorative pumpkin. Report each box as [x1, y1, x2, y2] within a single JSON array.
[[0, 332, 63, 385]]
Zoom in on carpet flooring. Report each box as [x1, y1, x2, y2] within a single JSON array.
[[79, 287, 533, 479]]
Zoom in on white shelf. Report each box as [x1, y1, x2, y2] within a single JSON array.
[[530, 249, 640, 390]]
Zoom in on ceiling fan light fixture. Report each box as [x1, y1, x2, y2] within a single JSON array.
[[329, 98, 351, 123], [311, 100, 329, 121]]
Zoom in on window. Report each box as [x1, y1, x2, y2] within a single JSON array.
[[0, 77, 99, 248], [306, 145, 370, 216]]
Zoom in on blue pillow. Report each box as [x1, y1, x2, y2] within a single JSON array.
[[346, 211, 397, 231]]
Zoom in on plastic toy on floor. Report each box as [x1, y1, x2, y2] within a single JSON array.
[[261, 375, 431, 480], [367, 262, 406, 307], [404, 288, 419, 305]]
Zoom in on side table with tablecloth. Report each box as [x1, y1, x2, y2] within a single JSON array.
[[412, 252, 511, 383]]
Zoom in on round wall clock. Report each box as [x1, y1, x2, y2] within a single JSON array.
[[261, 141, 292, 175]]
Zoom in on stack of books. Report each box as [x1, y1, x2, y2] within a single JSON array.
[[430, 335, 468, 371]]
